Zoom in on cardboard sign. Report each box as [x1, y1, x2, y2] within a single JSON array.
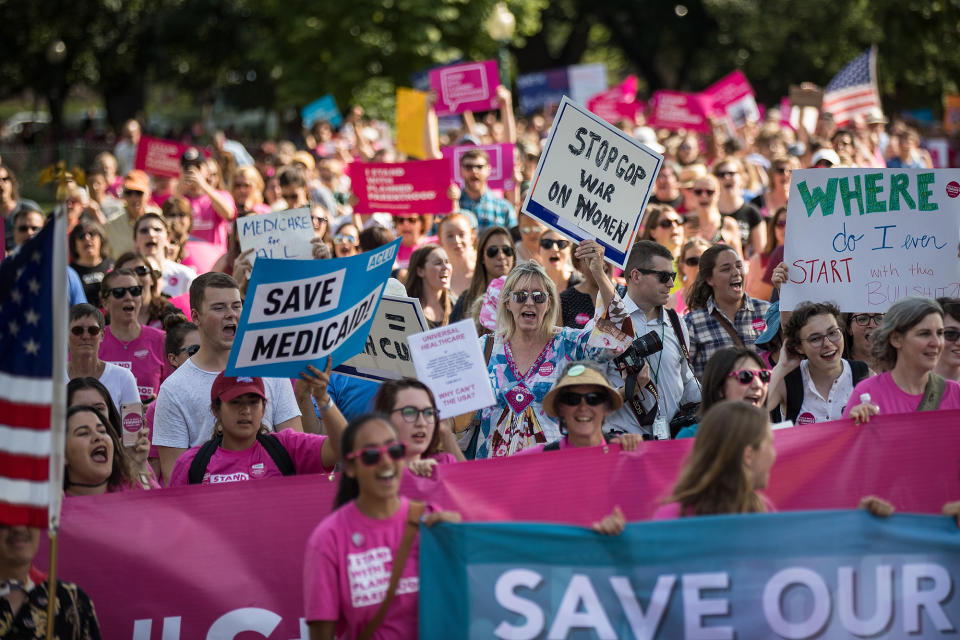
[[134, 136, 210, 178], [586, 75, 644, 124], [790, 83, 825, 109], [780, 169, 960, 311], [407, 319, 496, 419], [704, 70, 761, 128], [647, 90, 713, 133], [236, 206, 315, 266], [348, 159, 453, 214], [301, 94, 342, 128], [225, 240, 400, 378], [521, 96, 663, 268], [396, 87, 428, 159], [334, 294, 428, 382], [442, 143, 515, 191], [429, 60, 500, 116], [517, 63, 607, 115]]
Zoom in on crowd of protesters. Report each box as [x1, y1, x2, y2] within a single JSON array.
[[3, 84, 960, 639]]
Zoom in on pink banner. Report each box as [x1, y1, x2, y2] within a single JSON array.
[[134, 136, 209, 178], [586, 75, 644, 124], [429, 60, 500, 116], [441, 143, 515, 191], [703, 70, 761, 128], [43, 411, 960, 638], [647, 90, 713, 133], [348, 159, 453, 214]]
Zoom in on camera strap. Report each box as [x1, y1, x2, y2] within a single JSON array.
[[621, 316, 659, 427]]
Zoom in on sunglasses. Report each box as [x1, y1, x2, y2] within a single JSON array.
[[345, 442, 407, 466], [392, 406, 438, 423], [945, 329, 960, 343], [634, 267, 676, 285], [71, 326, 101, 336], [17, 225, 41, 234], [727, 369, 772, 385], [557, 390, 608, 407], [512, 290, 548, 304], [717, 170, 738, 178], [657, 218, 683, 229], [683, 255, 700, 267], [851, 313, 884, 327], [124, 190, 144, 197], [177, 344, 201, 356], [776, 219, 787, 228], [485, 245, 515, 258], [334, 234, 358, 244], [129, 266, 151, 277], [539, 238, 570, 250], [108, 285, 143, 299], [693, 188, 716, 197]]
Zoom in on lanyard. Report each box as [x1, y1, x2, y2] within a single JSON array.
[[652, 319, 666, 386]]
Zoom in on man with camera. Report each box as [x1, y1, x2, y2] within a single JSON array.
[[605, 240, 701, 439]]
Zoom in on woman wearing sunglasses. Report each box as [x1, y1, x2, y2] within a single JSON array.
[[332, 221, 360, 258], [373, 378, 465, 477], [639, 204, 685, 262], [69, 218, 113, 307], [935, 297, 960, 382], [752, 156, 798, 219], [766, 302, 871, 424], [68, 304, 140, 413], [537, 228, 578, 294], [746, 206, 787, 301], [405, 244, 455, 329], [393, 214, 432, 272], [98, 268, 167, 404], [845, 297, 960, 423], [684, 175, 743, 257], [436, 213, 476, 295], [668, 238, 710, 315], [114, 252, 178, 328], [450, 225, 515, 324], [168, 373, 338, 486]]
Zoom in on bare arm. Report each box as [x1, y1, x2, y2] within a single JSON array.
[[275, 415, 303, 433], [576, 240, 615, 311], [157, 445, 187, 487], [308, 621, 336, 640], [750, 220, 766, 257], [425, 93, 443, 160], [296, 359, 346, 467], [497, 85, 517, 143]]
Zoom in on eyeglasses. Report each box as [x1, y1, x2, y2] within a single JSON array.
[[539, 238, 570, 250], [79, 230, 99, 240], [311, 216, 327, 228], [124, 190, 144, 198], [511, 290, 548, 304], [693, 188, 716, 197], [802, 327, 844, 349], [634, 268, 676, 285], [717, 170, 738, 178], [345, 442, 407, 466], [776, 219, 787, 228], [391, 406, 438, 423], [71, 326, 101, 336], [557, 390, 608, 407], [395, 216, 418, 225], [727, 369, 772, 385], [107, 285, 143, 299], [177, 344, 201, 356], [657, 218, 683, 229], [485, 245, 515, 258], [851, 313, 884, 327], [462, 163, 487, 171], [944, 329, 960, 343], [16, 225, 41, 234], [683, 255, 701, 267], [334, 234, 357, 244]]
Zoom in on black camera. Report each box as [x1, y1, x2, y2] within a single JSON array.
[[613, 330, 663, 377]]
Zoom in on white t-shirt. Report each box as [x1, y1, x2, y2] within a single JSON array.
[[152, 358, 301, 448], [66, 362, 140, 413], [160, 261, 197, 298], [794, 359, 855, 424]]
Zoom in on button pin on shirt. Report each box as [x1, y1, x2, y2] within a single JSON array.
[[352, 532, 364, 546]]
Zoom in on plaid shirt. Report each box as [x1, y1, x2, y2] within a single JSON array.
[[684, 295, 771, 377], [459, 189, 516, 231]]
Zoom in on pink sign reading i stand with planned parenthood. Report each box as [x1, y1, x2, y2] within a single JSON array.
[[134, 135, 210, 178], [348, 159, 453, 214], [429, 60, 500, 116], [647, 90, 713, 133]]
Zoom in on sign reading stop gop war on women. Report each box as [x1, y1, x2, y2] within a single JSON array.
[[780, 169, 960, 312], [236, 206, 314, 266], [334, 294, 429, 382], [134, 135, 210, 178], [225, 239, 400, 378], [407, 319, 495, 419], [348, 159, 453, 214], [429, 60, 500, 116], [522, 96, 663, 268]]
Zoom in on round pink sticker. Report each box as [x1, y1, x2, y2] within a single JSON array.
[[796, 412, 816, 425], [539, 361, 555, 377], [752, 318, 767, 332], [122, 414, 141, 433], [575, 313, 590, 326], [947, 181, 960, 198]]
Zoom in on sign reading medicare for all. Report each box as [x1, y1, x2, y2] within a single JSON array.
[[522, 96, 663, 269], [225, 239, 400, 379]]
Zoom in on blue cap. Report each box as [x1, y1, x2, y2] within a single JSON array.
[[754, 300, 780, 347]]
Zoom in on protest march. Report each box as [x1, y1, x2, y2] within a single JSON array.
[[3, 33, 960, 640]]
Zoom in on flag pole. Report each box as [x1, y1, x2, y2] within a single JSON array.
[[46, 200, 68, 637]]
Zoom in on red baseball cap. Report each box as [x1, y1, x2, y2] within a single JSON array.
[[210, 372, 266, 404]]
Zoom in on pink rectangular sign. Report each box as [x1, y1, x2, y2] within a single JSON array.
[[647, 90, 713, 132], [441, 143, 515, 191], [587, 75, 644, 124], [40, 410, 960, 639], [429, 60, 500, 116], [348, 159, 453, 214], [133, 135, 209, 178], [703, 69, 761, 128]]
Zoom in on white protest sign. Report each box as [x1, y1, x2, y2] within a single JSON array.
[[335, 295, 429, 382], [407, 319, 496, 419], [781, 168, 960, 312], [521, 96, 663, 268], [237, 207, 315, 265]]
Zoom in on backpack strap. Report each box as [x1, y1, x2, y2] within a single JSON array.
[[783, 367, 804, 424], [188, 437, 223, 485], [666, 308, 692, 365], [256, 432, 296, 476], [543, 440, 562, 452], [710, 308, 746, 348], [918, 373, 947, 411]]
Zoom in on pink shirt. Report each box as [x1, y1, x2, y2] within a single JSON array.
[[652, 493, 776, 519], [181, 238, 223, 274], [843, 371, 960, 417], [99, 325, 167, 401], [424, 452, 457, 464], [185, 190, 235, 248], [167, 429, 332, 486], [304, 498, 428, 639]]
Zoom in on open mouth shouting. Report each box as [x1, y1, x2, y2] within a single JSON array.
[[90, 444, 109, 465], [222, 323, 237, 340]]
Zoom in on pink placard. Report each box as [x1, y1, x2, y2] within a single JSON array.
[[586, 75, 644, 124], [441, 143, 515, 191], [348, 159, 453, 214], [134, 136, 210, 178], [703, 70, 761, 128], [429, 60, 500, 116], [647, 90, 713, 133], [40, 410, 960, 638]]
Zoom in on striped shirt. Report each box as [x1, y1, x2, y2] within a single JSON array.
[[684, 295, 771, 377]]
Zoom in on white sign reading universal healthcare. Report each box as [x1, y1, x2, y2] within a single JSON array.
[[521, 96, 663, 268]]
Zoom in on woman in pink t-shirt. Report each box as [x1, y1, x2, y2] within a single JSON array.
[[372, 378, 465, 477], [168, 373, 338, 486], [303, 414, 460, 640], [98, 268, 167, 403]]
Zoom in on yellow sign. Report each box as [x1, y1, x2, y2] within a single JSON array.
[[396, 87, 427, 159]]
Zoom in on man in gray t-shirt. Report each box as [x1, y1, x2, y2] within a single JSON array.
[[153, 273, 302, 482]]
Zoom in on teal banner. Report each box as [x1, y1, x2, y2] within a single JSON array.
[[420, 511, 960, 639]]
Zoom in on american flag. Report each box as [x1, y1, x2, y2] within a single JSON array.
[[822, 47, 881, 127], [0, 216, 66, 529]]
